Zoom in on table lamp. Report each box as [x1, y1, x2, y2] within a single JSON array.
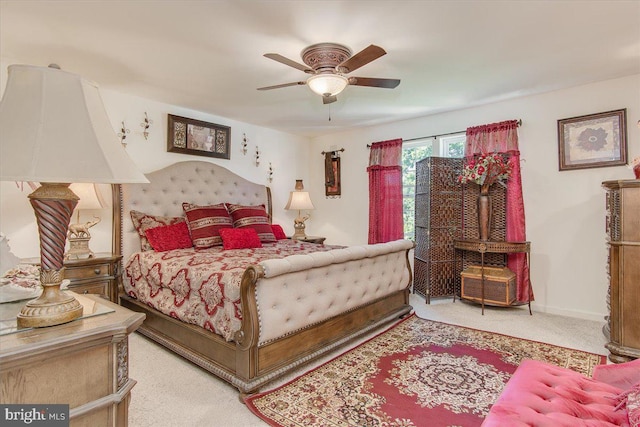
[[285, 179, 315, 239], [65, 183, 108, 259], [0, 64, 148, 328]]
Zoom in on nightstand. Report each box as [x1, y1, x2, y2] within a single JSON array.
[[21, 253, 122, 303], [0, 294, 145, 426], [294, 236, 326, 244]]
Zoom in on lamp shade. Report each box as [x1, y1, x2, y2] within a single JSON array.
[[0, 64, 148, 184], [69, 183, 107, 210], [285, 191, 315, 211], [307, 74, 348, 97]]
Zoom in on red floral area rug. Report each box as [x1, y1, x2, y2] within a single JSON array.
[[245, 314, 605, 427]]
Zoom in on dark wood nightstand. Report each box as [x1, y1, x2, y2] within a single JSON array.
[[21, 253, 122, 303], [294, 236, 326, 244]]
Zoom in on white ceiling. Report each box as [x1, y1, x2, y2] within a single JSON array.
[[1, 1, 639, 138]]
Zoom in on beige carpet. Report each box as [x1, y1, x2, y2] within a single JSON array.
[[128, 294, 608, 427]]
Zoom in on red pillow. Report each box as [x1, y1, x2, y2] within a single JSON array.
[[271, 224, 287, 240], [182, 203, 233, 249], [144, 222, 193, 252], [219, 228, 263, 250], [225, 203, 276, 243], [130, 210, 186, 251]]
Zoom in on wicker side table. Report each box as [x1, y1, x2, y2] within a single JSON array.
[[453, 239, 532, 315]]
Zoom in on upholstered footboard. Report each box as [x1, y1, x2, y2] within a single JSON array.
[[233, 239, 414, 392]]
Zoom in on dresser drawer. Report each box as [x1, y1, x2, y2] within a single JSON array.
[[65, 263, 112, 280], [67, 280, 109, 298]]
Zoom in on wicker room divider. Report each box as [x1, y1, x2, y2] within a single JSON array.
[[413, 157, 507, 303]]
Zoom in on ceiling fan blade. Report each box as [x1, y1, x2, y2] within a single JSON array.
[[322, 95, 337, 104], [348, 77, 400, 89], [264, 53, 315, 74], [336, 45, 386, 73], [257, 81, 306, 91]]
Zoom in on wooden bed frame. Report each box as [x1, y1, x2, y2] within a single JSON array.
[[112, 161, 414, 394]]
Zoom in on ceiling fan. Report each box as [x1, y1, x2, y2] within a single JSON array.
[[257, 43, 400, 104]]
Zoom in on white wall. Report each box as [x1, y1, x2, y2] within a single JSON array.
[[310, 74, 640, 321], [2, 54, 638, 322], [0, 60, 312, 262]]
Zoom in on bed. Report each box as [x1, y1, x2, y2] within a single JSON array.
[[113, 160, 414, 394]]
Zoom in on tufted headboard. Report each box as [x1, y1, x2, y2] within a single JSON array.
[[112, 161, 271, 263]]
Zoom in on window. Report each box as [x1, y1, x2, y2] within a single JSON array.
[[402, 133, 465, 240]]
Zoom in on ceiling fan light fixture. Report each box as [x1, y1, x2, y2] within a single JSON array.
[[307, 74, 349, 97]]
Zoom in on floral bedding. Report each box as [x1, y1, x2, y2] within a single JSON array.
[[124, 240, 339, 341]]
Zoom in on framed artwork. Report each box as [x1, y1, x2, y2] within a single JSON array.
[[324, 150, 343, 197], [558, 109, 627, 171], [167, 114, 231, 159]]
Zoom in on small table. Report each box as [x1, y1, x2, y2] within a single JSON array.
[[292, 236, 326, 244], [454, 239, 532, 315], [0, 294, 144, 425]]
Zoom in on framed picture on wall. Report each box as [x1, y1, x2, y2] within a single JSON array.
[[557, 109, 627, 171], [167, 114, 231, 159], [323, 149, 343, 197]]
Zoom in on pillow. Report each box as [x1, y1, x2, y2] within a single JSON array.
[[144, 222, 193, 252], [615, 382, 640, 425], [219, 228, 263, 250], [225, 204, 276, 243], [130, 210, 186, 251], [271, 224, 287, 240], [628, 386, 640, 427], [182, 203, 233, 249]]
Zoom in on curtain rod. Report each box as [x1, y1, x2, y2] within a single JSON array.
[[367, 119, 522, 148]]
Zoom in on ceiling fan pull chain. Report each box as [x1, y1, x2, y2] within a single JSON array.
[[328, 104, 332, 122]]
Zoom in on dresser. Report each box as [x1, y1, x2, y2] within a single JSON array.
[[22, 253, 122, 303], [603, 179, 640, 362], [0, 294, 145, 426]]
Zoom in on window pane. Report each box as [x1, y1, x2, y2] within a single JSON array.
[[402, 141, 434, 240]]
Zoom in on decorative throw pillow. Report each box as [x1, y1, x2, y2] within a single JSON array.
[[271, 224, 287, 240], [615, 382, 640, 426], [144, 222, 193, 252], [225, 203, 276, 243], [628, 386, 640, 427], [219, 228, 263, 250], [182, 203, 233, 249], [130, 210, 185, 251]]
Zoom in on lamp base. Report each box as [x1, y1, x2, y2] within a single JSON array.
[[291, 222, 307, 240], [65, 236, 94, 259], [20, 183, 82, 328], [17, 269, 83, 328]]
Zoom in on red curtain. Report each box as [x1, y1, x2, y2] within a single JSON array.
[[465, 120, 532, 302], [367, 138, 403, 244]]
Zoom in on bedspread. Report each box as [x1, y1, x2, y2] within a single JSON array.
[[124, 240, 339, 341]]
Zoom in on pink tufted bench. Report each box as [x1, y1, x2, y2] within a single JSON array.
[[482, 358, 640, 426]]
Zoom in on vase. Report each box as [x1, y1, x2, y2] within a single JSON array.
[[477, 185, 492, 241]]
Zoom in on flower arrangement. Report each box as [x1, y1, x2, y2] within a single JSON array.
[[458, 152, 513, 192], [630, 156, 640, 179]]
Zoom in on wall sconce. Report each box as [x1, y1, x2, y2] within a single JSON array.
[[268, 162, 273, 183], [242, 133, 248, 155], [118, 121, 130, 146], [255, 146, 260, 166], [140, 112, 153, 140]]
